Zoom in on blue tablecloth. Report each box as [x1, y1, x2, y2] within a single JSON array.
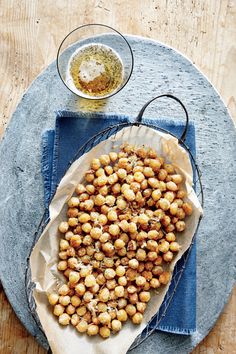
[[41, 111, 196, 335]]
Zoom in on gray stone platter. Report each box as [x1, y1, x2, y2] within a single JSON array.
[[0, 36, 235, 354]]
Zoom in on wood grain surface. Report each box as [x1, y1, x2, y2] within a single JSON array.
[[0, 1, 235, 353]]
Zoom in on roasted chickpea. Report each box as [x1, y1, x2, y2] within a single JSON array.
[[146, 239, 158, 251], [117, 198, 127, 210], [118, 276, 127, 286], [129, 293, 138, 304], [169, 241, 181, 252], [70, 235, 82, 248], [86, 184, 95, 195], [99, 185, 109, 196], [114, 239, 125, 250], [109, 151, 118, 162], [176, 221, 186, 232], [99, 288, 110, 302], [129, 259, 139, 269], [108, 173, 119, 185], [58, 284, 70, 296], [105, 195, 115, 207], [136, 275, 146, 287], [147, 251, 158, 261], [85, 274, 96, 287], [116, 309, 128, 322], [80, 267, 91, 277], [159, 271, 171, 285], [58, 221, 69, 234], [76, 306, 87, 316], [94, 251, 105, 261], [66, 304, 75, 315], [107, 210, 118, 221], [67, 208, 79, 218], [114, 285, 125, 298], [159, 198, 170, 211], [57, 260, 68, 271], [85, 172, 95, 183], [71, 314, 79, 326], [89, 227, 102, 240], [112, 183, 121, 194], [158, 240, 170, 253], [111, 319, 122, 332], [176, 207, 185, 219], [177, 190, 186, 199], [99, 232, 110, 243], [97, 274, 106, 285], [53, 304, 65, 316], [48, 293, 59, 306], [136, 302, 147, 314], [97, 311, 111, 325], [132, 312, 143, 324], [104, 166, 114, 177], [103, 257, 114, 268], [143, 166, 154, 177], [79, 213, 90, 223], [149, 159, 161, 171], [138, 213, 149, 224], [145, 261, 154, 271], [136, 249, 146, 261], [86, 245, 95, 256], [166, 181, 178, 191], [139, 291, 151, 303], [69, 271, 80, 284], [125, 304, 136, 316], [104, 268, 116, 280], [165, 224, 175, 233], [58, 313, 70, 326], [91, 158, 101, 170], [99, 154, 110, 166], [99, 326, 110, 338], [166, 232, 176, 242], [163, 251, 174, 262], [79, 193, 89, 202], [76, 320, 88, 333], [169, 202, 178, 215], [161, 215, 171, 227], [81, 255, 91, 264], [182, 202, 193, 215], [94, 193, 105, 206], [123, 188, 135, 201], [84, 199, 94, 211], [83, 291, 93, 303], [75, 283, 86, 296], [171, 174, 183, 184], [109, 224, 120, 236], [59, 295, 70, 306], [87, 324, 99, 336]]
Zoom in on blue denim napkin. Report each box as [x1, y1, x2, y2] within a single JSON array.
[[41, 112, 196, 335]]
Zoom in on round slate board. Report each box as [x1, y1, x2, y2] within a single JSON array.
[[0, 36, 235, 353]]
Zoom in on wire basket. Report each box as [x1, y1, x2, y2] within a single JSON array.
[[25, 94, 204, 353]]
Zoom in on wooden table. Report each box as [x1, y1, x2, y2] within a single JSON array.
[[0, 1, 235, 353]]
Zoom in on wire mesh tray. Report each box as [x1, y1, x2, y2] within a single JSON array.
[[25, 94, 204, 353]]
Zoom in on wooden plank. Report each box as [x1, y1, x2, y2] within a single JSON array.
[[0, 0, 235, 353]]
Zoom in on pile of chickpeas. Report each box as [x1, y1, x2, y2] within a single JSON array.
[[47, 143, 193, 339]]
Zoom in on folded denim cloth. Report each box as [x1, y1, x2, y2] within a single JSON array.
[[41, 111, 196, 335]]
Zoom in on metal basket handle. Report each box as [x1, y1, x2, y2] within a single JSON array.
[[136, 94, 189, 141]]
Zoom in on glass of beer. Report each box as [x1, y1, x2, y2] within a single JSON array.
[[57, 24, 134, 100]]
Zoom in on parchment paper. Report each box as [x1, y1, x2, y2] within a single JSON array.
[[30, 125, 203, 354]]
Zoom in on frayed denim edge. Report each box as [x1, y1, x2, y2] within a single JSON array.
[[41, 131, 54, 207], [156, 325, 196, 335]]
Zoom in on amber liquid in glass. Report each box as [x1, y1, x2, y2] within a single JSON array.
[[67, 43, 124, 98]]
